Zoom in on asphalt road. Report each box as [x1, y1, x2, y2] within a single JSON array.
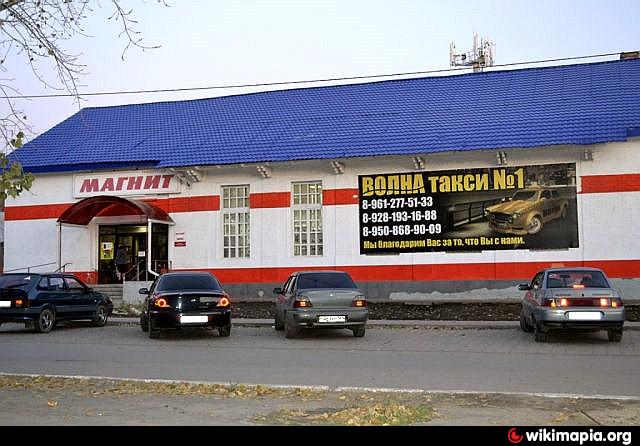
[[1, 322, 638, 398]]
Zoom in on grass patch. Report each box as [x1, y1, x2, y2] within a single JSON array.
[[0, 375, 326, 400], [113, 302, 144, 317], [256, 402, 434, 425]]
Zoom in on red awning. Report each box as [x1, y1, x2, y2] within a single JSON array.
[[57, 196, 173, 225]]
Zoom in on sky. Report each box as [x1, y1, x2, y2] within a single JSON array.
[[4, 0, 640, 141]]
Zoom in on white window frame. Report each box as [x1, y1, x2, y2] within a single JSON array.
[[222, 185, 250, 259], [292, 181, 323, 256]]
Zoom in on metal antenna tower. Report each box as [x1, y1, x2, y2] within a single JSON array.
[[450, 33, 496, 72]]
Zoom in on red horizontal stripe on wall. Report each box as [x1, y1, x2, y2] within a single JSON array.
[[4, 203, 72, 221], [4, 196, 220, 221], [146, 195, 220, 213], [5, 173, 640, 220], [250, 192, 290, 208], [323, 188, 360, 205], [70, 271, 98, 284], [176, 259, 640, 284], [581, 173, 640, 194]]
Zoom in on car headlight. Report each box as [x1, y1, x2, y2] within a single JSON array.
[[512, 212, 521, 219]]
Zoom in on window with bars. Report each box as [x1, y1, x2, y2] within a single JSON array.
[[292, 181, 323, 256], [222, 185, 250, 258]]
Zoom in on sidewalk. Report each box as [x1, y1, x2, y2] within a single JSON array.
[[110, 316, 640, 330]]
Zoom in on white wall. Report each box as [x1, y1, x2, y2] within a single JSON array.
[[4, 140, 640, 277]]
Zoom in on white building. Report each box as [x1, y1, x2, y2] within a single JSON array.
[[5, 57, 640, 301]]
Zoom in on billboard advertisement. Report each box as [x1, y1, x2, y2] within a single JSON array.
[[358, 163, 578, 254]]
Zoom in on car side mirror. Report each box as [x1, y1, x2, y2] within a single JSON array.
[[273, 287, 282, 295], [518, 283, 531, 291], [139, 287, 149, 295], [85, 287, 93, 294]]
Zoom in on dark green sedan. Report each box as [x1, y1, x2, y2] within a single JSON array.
[[0, 273, 113, 333], [274, 271, 368, 338]]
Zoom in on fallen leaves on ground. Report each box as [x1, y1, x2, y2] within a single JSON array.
[[258, 403, 434, 426], [0, 375, 326, 401]]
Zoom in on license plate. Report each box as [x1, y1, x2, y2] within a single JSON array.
[[318, 315, 346, 323], [0, 301, 10, 308], [567, 312, 602, 321], [200, 296, 216, 303], [180, 315, 209, 323]]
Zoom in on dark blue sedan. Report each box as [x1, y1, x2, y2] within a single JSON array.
[[0, 273, 113, 333]]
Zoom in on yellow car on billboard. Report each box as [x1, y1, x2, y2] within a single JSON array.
[[485, 188, 569, 235]]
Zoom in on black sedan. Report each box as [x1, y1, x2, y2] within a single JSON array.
[[139, 271, 231, 339], [0, 273, 113, 333]]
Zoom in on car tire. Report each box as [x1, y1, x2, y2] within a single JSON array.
[[527, 215, 543, 235], [92, 304, 109, 327], [352, 325, 366, 337], [519, 311, 534, 333], [607, 329, 623, 342], [140, 314, 148, 332], [148, 318, 160, 339], [284, 317, 298, 339], [35, 308, 55, 334], [534, 323, 548, 343], [218, 324, 231, 337], [274, 312, 284, 331], [561, 206, 568, 219]]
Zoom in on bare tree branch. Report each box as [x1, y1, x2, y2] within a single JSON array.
[[0, 0, 165, 198]]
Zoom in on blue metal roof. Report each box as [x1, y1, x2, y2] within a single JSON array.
[[12, 59, 640, 173]]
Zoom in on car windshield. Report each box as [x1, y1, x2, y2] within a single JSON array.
[[546, 271, 609, 288], [0, 274, 38, 291], [156, 274, 223, 292], [297, 273, 357, 289], [511, 190, 537, 201]]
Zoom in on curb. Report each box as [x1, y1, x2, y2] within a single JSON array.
[[110, 317, 640, 330], [3, 372, 640, 401]]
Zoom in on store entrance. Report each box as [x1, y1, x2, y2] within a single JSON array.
[[98, 224, 168, 284]]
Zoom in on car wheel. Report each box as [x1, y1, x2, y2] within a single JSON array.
[[527, 215, 543, 235], [534, 323, 548, 343], [148, 318, 160, 339], [561, 206, 568, 219], [607, 329, 623, 342], [140, 313, 148, 332], [274, 312, 284, 331], [35, 308, 55, 334], [352, 325, 366, 338], [92, 304, 109, 327], [284, 317, 298, 339], [218, 324, 231, 337], [519, 310, 534, 333]]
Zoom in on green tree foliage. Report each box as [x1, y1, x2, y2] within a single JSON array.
[[0, 152, 34, 200]]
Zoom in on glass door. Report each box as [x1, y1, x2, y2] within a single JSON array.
[[98, 224, 168, 283]]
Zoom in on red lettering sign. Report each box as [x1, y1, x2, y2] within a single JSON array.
[[75, 173, 177, 197], [80, 178, 100, 193]]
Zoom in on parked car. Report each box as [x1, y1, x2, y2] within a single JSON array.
[[518, 267, 625, 342], [139, 271, 231, 339], [485, 188, 569, 235], [274, 270, 368, 338], [0, 273, 113, 333]]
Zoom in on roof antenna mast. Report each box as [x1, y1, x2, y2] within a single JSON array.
[[450, 32, 496, 72]]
